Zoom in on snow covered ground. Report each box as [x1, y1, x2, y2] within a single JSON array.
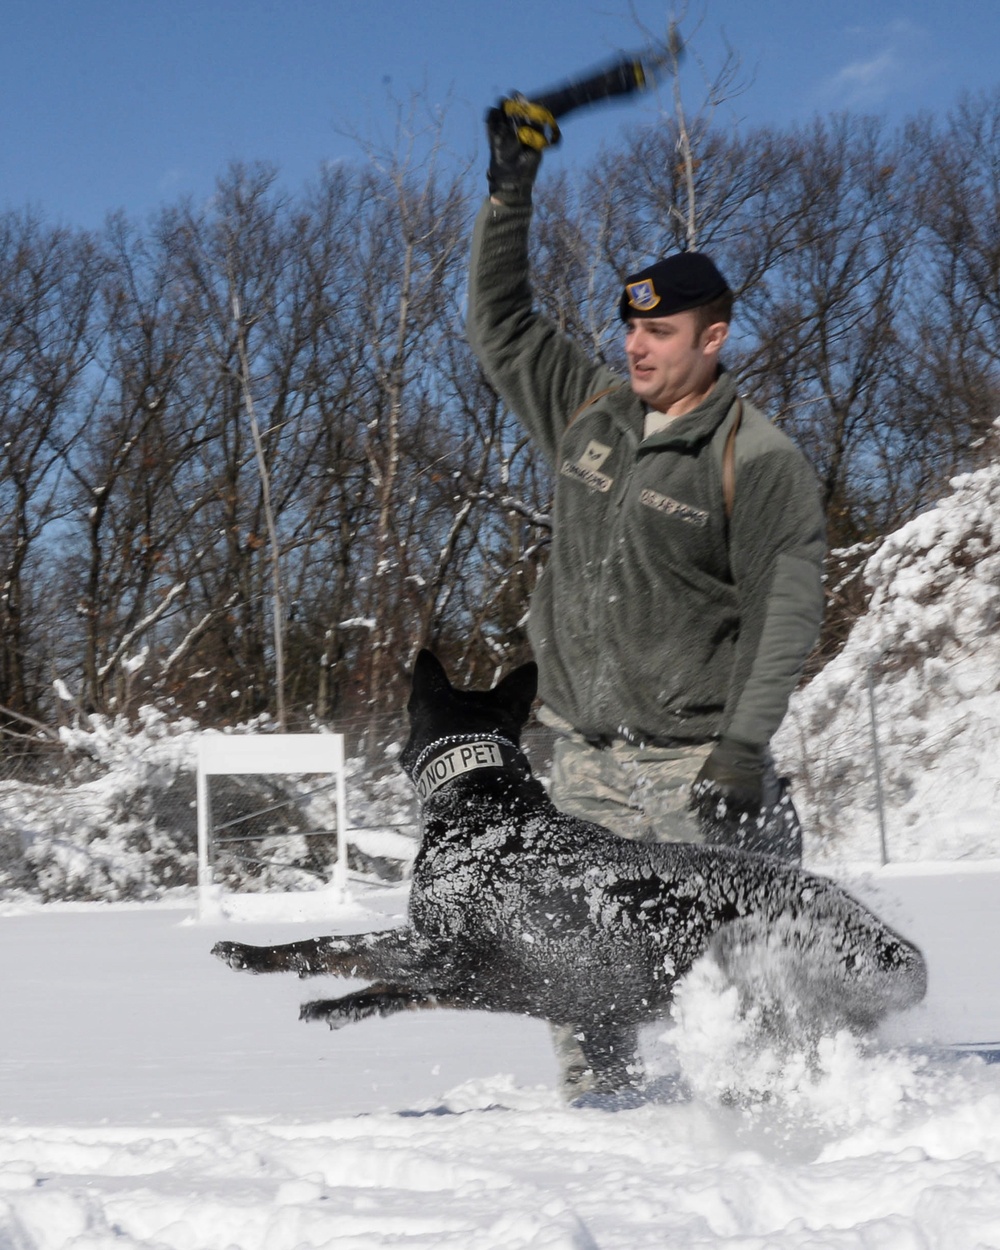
[[1, 863, 999, 1249]]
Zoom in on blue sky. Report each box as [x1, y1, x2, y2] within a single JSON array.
[[3, 0, 997, 229]]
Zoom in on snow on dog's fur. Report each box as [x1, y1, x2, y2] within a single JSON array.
[[213, 651, 926, 1096]]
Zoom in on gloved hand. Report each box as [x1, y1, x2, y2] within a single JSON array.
[[485, 100, 544, 206], [690, 737, 766, 815]]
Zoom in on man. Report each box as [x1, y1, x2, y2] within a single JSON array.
[[466, 105, 825, 865], [466, 102, 825, 1099]]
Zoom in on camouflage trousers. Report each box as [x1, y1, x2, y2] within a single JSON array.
[[542, 706, 803, 857], [546, 716, 713, 844], [540, 707, 802, 1100]]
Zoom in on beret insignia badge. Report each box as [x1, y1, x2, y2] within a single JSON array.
[[625, 279, 660, 311]]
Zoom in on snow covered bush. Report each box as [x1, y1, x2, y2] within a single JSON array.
[[776, 425, 1000, 863], [0, 706, 420, 903]]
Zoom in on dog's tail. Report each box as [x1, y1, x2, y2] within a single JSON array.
[[709, 905, 926, 1037]]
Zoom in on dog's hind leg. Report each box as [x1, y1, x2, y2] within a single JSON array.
[[569, 1019, 644, 1098], [300, 984, 459, 1030], [213, 927, 431, 981]]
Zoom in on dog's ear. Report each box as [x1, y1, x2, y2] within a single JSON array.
[[492, 661, 538, 726], [409, 649, 453, 711]]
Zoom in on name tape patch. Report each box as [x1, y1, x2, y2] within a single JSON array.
[[639, 488, 709, 526], [561, 459, 613, 493], [416, 740, 505, 800]]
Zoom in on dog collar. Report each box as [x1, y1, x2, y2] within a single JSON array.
[[412, 734, 519, 802]]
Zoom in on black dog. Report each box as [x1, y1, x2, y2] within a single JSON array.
[[213, 651, 927, 1096]]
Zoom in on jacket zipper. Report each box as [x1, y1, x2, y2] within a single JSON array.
[[585, 429, 638, 728]]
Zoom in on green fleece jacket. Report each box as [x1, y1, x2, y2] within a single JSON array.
[[466, 198, 825, 748]]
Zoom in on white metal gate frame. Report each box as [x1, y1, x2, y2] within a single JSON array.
[[196, 732, 348, 910]]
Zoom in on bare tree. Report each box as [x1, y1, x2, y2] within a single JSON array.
[[53, 212, 214, 715], [905, 91, 1000, 471], [5, 70, 997, 732], [0, 212, 103, 721], [335, 108, 476, 712]]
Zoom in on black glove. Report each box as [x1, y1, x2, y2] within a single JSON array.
[[690, 737, 766, 815], [485, 100, 544, 206]]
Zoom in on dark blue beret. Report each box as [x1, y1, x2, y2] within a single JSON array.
[[619, 252, 730, 320]]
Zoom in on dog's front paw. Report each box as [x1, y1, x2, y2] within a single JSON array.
[[299, 998, 348, 1030], [212, 940, 265, 972]]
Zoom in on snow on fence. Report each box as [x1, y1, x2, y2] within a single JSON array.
[[196, 733, 349, 917]]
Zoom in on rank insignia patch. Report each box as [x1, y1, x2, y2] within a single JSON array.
[[579, 440, 612, 470]]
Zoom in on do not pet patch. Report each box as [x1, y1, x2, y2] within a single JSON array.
[[416, 740, 505, 800]]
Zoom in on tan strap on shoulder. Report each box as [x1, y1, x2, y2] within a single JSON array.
[[723, 397, 743, 522], [566, 385, 619, 430]]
